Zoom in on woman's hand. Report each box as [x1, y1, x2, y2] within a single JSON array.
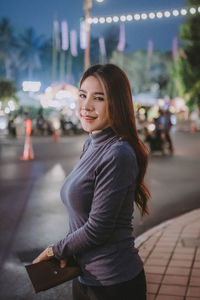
[[32, 248, 67, 268]]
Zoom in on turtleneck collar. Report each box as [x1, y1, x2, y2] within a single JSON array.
[[89, 127, 116, 146]]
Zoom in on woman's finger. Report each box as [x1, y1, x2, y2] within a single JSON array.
[[60, 259, 67, 268]]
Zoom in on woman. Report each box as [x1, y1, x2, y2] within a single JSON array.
[[33, 64, 150, 300]]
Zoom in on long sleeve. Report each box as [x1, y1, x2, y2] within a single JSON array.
[[53, 146, 138, 259]]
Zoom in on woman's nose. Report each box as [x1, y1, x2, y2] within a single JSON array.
[[82, 96, 93, 111]]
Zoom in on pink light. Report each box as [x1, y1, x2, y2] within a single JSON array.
[[172, 36, 178, 60], [117, 23, 125, 52], [99, 37, 106, 56], [80, 20, 87, 49], [53, 20, 60, 51], [61, 21, 69, 51], [70, 30, 78, 57], [147, 40, 153, 57]]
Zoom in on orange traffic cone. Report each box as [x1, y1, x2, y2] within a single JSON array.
[[53, 129, 59, 142], [20, 134, 34, 160], [190, 121, 196, 134]]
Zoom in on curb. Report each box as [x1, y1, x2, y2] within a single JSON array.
[[135, 209, 199, 248]]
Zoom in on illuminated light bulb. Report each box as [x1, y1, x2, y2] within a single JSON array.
[[106, 17, 112, 23], [93, 17, 99, 24], [113, 16, 119, 22], [99, 17, 105, 23], [127, 15, 133, 21], [149, 12, 155, 19], [156, 12, 163, 18], [96, 0, 104, 2], [141, 13, 148, 19], [5, 107, 10, 114], [88, 18, 93, 24], [180, 9, 187, 15], [120, 15, 126, 22], [198, 7, 200, 13], [172, 9, 179, 16], [164, 11, 171, 17], [190, 7, 196, 14], [134, 14, 141, 21]]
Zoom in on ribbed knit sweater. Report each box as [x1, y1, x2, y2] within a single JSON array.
[[53, 127, 143, 286]]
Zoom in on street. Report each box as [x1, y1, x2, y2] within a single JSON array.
[[0, 130, 200, 299]]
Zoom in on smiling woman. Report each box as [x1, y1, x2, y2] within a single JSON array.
[[33, 64, 150, 300], [78, 76, 110, 133]]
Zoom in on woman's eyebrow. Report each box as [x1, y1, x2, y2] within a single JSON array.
[[79, 89, 104, 95], [94, 92, 104, 95]]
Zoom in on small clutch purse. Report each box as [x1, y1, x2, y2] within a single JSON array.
[[25, 256, 82, 293]]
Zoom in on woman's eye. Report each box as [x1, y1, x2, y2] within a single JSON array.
[[95, 97, 104, 101], [79, 93, 86, 99]]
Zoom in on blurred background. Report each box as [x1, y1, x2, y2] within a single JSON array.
[[0, 0, 200, 299]]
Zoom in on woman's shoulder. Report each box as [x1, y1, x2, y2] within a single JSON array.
[[105, 138, 137, 166]]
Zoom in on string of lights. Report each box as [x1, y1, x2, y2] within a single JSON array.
[[88, 7, 200, 24]]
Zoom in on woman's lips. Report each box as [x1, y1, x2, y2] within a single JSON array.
[[81, 114, 97, 122]]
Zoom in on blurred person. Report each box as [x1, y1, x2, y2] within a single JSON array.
[[33, 64, 150, 300], [164, 110, 174, 154]]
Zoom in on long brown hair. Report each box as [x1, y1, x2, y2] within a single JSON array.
[[80, 64, 150, 216]]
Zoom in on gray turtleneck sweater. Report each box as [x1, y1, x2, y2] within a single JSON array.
[[53, 127, 143, 286]]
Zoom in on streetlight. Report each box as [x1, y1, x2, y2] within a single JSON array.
[[83, 0, 104, 71]]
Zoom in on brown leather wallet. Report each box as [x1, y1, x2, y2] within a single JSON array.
[[25, 256, 82, 293]]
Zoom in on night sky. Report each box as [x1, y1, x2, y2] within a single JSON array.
[[0, 0, 186, 52]]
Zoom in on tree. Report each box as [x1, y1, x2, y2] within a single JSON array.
[[18, 28, 44, 80], [110, 50, 174, 97], [0, 18, 17, 79], [0, 78, 18, 109], [176, 0, 200, 111]]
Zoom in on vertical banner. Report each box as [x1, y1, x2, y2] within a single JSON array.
[[53, 20, 60, 51], [99, 37, 106, 64], [70, 30, 78, 57], [80, 20, 87, 49], [147, 39, 153, 58], [172, 36, 178, 61], [117, 23, 125, 52], [61, 21, 69, 51], [52, 20, 59, 81], [99, 37, 106, 56]]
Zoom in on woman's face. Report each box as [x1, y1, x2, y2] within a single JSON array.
[[78, 76, 110, 133]]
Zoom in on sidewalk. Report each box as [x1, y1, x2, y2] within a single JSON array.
[[135, 209, 200, 300]]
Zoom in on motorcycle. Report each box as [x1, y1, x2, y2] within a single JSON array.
[[144, 122, 169, 155]]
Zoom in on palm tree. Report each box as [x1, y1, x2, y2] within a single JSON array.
[[19, 28, 44, 80], [0, 18, 17, 78]]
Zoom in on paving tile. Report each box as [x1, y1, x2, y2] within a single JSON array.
[[145, 258, 169, 266], [191, 268, 200, 277], [187, 286, 200, 297], [186, 297, 200, 300], [146, 273, 163, 284], [163, 275, 188, 286], [145, 265, 166, 274], [156, 296, 184, 300], [189, 276, 200, 286], [168, 259, 193, 268], [172, 253, 194, 261], [193, 260, 200, 268], [147, 283, 159, 294], [195, 252, 200, 261], [154, 246, 174, 253], [150, 252, 171, 259], [166, 266, 190, 276], [159, 284, 186, 296], [147, 294, 156, 300], [174, 247, 195, 255]]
